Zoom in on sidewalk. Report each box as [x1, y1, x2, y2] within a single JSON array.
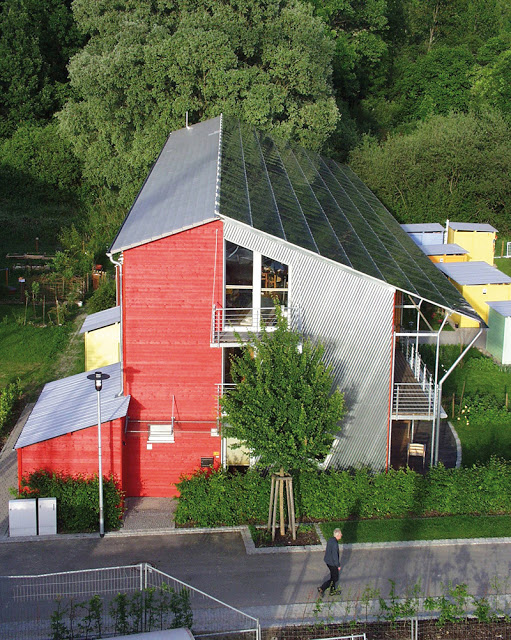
[[0, 403, 33, 538]]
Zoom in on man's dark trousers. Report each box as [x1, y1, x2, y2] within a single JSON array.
[[320, 565, 339, 593]]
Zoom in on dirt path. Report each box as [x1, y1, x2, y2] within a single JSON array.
[[52, 309, 87, 380]]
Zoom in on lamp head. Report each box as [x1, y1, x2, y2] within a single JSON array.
[[87, 371, 110, 392]]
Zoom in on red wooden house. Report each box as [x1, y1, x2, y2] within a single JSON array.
[[15, 115, 480, 497]]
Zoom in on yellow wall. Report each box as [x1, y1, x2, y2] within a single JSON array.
[[447, 228, 496, 265], [225, 437, 250, 465], [449, 281, 511, 327], [428, 254, 468, 264], [84, 323, 120, 371]]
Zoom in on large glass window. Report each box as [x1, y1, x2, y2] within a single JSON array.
[[225, 241, 253, 309], [224, 242, 289, 314], [261, 255, 288, 308]]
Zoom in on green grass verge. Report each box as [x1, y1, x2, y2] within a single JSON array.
[[321, 515, 511, 544], [0, 304, 84, 398]]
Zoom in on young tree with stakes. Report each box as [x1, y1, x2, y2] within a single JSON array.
[[220, 307, 345, 539]]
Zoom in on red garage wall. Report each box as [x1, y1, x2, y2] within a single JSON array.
[[121, 221, 224, 496], [17, 419, 124, 488]]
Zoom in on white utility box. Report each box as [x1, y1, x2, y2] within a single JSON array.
[[9, 499, 37, 537], [38, 497, 57, 535]]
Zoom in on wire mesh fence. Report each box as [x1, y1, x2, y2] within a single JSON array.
[[0, 563, 260, 640], [262, 618, 511, 639]]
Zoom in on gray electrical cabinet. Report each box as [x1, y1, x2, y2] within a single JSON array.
[[9, 499, 37, 537], [38, 497, 57, 535]]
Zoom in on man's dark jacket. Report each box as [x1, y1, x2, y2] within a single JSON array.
[[324, 536, 340, 566]]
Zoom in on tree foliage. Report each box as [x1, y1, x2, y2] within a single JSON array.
[[349, 110, 511, 231], [0, 0, 83, 137], [220, 310, 345, 473], [58, 0, 339, 206]]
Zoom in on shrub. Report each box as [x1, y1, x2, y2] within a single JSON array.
[[174, 458, 511, 527], [18, 470, 124, 532], [0, 379, 22, 436], [87, 278, 117, 314]]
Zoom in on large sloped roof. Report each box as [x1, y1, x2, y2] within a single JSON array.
[[109, 114, 478, 320], [15, 363, 130, 449]]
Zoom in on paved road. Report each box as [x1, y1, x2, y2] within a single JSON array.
[[0, 531, 509, 612]]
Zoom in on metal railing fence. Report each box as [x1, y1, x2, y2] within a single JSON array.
[[0, 563, 260, 640], [393, 340, 436, 419], [211, 305, 301, 344]]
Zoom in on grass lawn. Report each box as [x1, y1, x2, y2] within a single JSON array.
[[0, 304, 84, 398], [420, 345, 511, 465], [320, 514, 511, 544]]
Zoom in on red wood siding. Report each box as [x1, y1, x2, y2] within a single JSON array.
[[124, 423, 220, 497], [17, 419, 124, 487], [122, 221, 224, 496]]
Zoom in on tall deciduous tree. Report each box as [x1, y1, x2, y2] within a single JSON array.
[[349, 111, 511, 232], [0, 0, 83, 137], [58, 0, 339, 207], [220, 311, 346, 474]]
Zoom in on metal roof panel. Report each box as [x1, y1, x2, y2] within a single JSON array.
[[80, 306, 121, 334], [421, 244, 468, 256], [109, 117, 222, 254], [448, 222, 497, 232], [15, 363, 130, 448], [401, 223, 444, 232], [487, 301, 511, 316], [436, 261, 511, 285]]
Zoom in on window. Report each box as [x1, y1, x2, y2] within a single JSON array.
[[201, 457, 214, 468], [148, 424, 174, 443]]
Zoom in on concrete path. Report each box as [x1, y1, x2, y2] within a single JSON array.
[[0, 403, 32, 537]]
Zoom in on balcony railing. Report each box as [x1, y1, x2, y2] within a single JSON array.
[[211, 305, 301, 344], [392, 340, 437, 419]]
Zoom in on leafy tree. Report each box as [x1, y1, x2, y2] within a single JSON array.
[[58, 0, 339, 207], [391, 45, 473, 121], [349, 110, 511, 232], [221, 309, 345, 536], [471, 44, 511, 120], [0, 0, 83, 137], [220, 310, 346, 473]]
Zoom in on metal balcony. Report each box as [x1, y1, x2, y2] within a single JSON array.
[[211, 305, 301, 345], [392, 342, 440, 420]]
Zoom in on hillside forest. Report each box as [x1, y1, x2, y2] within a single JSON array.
[[1, 0, 511, 276]]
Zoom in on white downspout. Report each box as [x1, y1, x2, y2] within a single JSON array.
[[106, 251, 124, 396]]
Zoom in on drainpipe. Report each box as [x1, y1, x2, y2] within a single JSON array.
[[432, 325, 483, 465], [430, 315, 448, 466], [106, 251, 124, 396]]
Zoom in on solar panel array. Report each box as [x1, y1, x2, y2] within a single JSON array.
[[219, 116, 477, 319]]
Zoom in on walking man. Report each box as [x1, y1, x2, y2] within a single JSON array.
[[318, 528, 342, 596]]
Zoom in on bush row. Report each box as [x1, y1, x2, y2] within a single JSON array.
[[175, 457, 511, 526], [19, 470, 124, 533], [0, 379, 22, 436]]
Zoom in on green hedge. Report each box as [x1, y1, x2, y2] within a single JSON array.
[[0, 379, 22, 436], [175, 457, 511, 526], [19, 470, 124, 533]]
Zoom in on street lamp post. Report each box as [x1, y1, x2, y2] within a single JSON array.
[[87, 371, 110, 537]]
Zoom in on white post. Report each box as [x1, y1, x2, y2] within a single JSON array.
[[96, 386, 105, 538]]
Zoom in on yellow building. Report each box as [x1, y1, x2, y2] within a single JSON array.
[[80, 306, 121, 371], [436, 262, 511, 328], [446, 221, 497, 265]]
